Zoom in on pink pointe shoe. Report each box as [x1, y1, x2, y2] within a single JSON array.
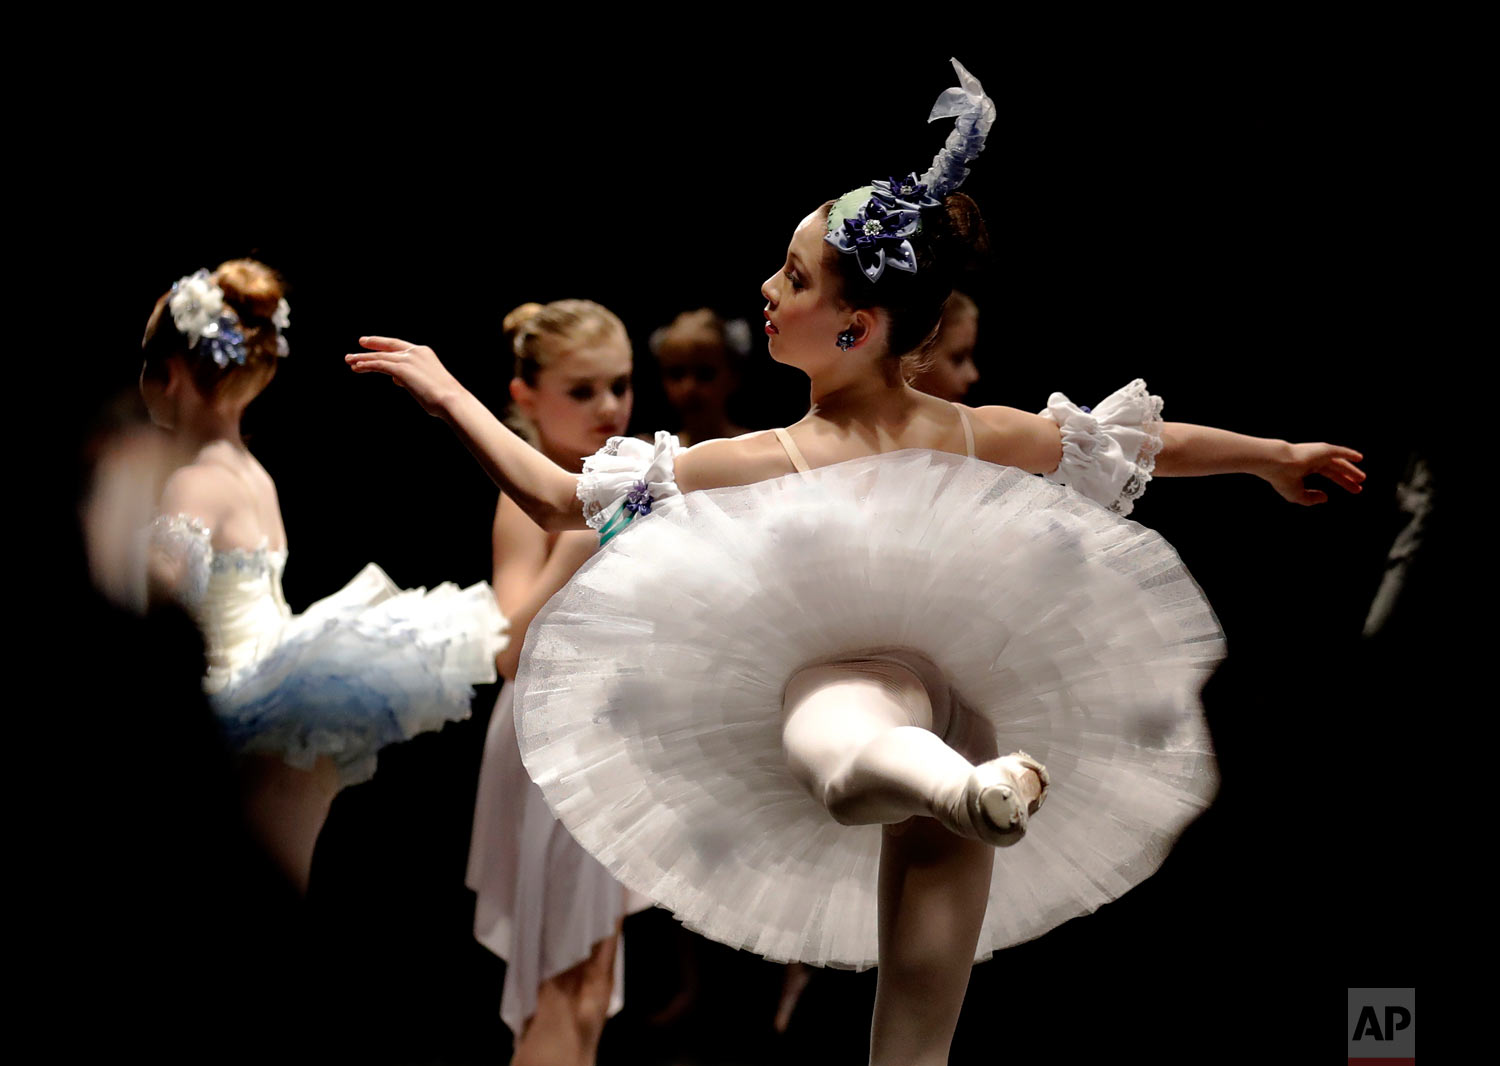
[[962, 752, 1050, 847]]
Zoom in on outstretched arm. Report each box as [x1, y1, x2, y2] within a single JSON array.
[[974, 379, 1367, 513], [345, 337, 587, 531], [1155, 423, 1365, 505]]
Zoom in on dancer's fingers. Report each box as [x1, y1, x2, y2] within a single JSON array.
[[1316, 465, 1361, 492], [358, 335, 414, 352], [1330, 457, 1367, 481], [1299, 487, 1328, 506], [1322, 462, 1366, 493]]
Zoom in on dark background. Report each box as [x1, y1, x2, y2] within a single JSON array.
[[46, 33, 1449, 1064]]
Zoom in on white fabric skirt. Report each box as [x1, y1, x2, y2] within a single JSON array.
[[468, 686, 647, 1035], [513, 451, 1224, 970]]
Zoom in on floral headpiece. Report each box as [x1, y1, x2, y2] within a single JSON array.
[[825, 58, 996, 283], [168, 269, 291, 368]]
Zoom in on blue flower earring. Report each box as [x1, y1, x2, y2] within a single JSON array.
[[836, 330, 856, 351]]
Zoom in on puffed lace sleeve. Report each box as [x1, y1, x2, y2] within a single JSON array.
[[1040, 379, 1165, 517], [146, 513, 214, 606], [576, 431, 684, 542]]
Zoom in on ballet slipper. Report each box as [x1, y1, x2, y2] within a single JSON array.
[[936, 751, 1050, 848]]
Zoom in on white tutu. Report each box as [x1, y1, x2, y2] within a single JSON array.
[[514, 450, 1223, 969], [467, 686, 644, 1035], [152, 514, 507, 784]]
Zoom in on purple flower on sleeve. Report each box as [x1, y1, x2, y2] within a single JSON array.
[[624, 481, 654, 516]]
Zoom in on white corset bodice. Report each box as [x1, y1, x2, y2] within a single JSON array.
[[147, 512, 508, 784], [149, 514, 292, 690]]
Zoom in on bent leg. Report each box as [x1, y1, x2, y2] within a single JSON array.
[[783, 658, 1045, 842], [782, 658, 972, 826], [870, 820, 993, 1066]]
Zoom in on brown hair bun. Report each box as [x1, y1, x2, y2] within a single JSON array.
[[213, 258, 286, 322]]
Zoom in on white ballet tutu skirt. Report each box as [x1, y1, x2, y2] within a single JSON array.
[[467, 686, 645, 1035], [514, 450, 1223, 969]]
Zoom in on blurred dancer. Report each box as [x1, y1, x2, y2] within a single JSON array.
[[142, 259, 504, 891], [907, 291, 979, 401], [650, 309, 752, 445]]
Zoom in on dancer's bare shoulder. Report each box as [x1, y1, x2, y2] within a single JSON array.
[[676, 430, 798, 493], [964, 404, 1064, 475], [158, 453, 278, 553]]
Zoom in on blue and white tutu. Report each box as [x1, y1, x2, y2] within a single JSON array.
[[152, 514, 507, 784]]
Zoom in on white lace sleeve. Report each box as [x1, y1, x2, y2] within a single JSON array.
[[1040, 379, 1164, 517], [576, 431, 684, 534], [147, 513, 214, 606]]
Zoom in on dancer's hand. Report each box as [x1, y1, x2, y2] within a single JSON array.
[[1260, 442, 1366, 505], [345, 336, 463, 417]]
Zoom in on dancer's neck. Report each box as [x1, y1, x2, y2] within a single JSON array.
[[173, 401, 248, 453], [806, 358, 917, 424]]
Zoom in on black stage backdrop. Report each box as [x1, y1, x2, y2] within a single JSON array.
[[48, 39, 1444, 1065]]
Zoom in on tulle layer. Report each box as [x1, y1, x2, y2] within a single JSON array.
[[214, 563, 505, 784], [514, 451, 1223, 968]]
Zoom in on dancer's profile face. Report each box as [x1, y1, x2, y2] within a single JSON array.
[[761, 210, 853, 374], [514, 335, 633, 459]]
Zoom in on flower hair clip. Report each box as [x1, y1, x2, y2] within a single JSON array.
[[825, 187, 925, 283], [168, 269, 292, 367], [824, 59, 995, 283]]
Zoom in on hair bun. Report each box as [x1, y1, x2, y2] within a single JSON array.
[[213, 258, 285, 321], [503, 302, 547, 345], [935, 193, 990, 278]]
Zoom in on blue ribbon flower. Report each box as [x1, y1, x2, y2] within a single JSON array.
[[199, 315, 249, 368], [871, 173, 941, 210], [825, 190, 923, 283], [599, 481, 655, 545], [624, 481, 653, 516]]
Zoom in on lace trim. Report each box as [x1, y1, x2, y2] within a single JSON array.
[[576, 437, 628, 529], [1110, 382, 1165, 518], [148, 513, 286, 591]]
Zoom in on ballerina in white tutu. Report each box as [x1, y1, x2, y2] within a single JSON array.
[[142, 258, 507, 892], [348, 60, 1364, 1065], [464, 300, 646, 1065]]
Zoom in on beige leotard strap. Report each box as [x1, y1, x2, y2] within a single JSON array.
[[954, 405, 975, 459], [772, 427, 812, 473]]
